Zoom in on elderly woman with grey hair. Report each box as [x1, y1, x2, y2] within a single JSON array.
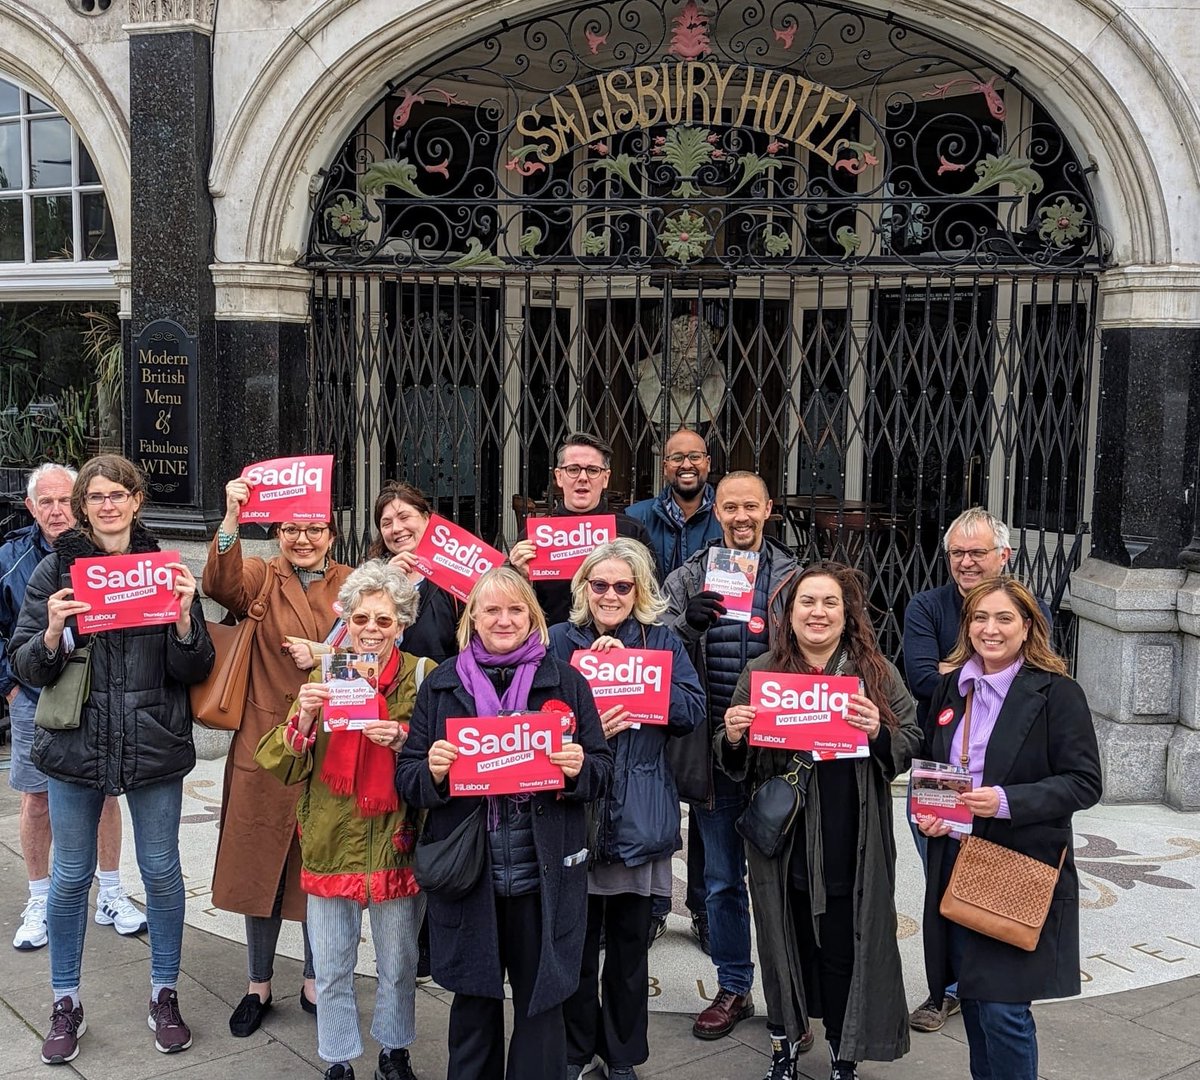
[[256, 562, 436, 1080]]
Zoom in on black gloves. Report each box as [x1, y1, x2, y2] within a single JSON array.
[[685, 590, 727, 632]]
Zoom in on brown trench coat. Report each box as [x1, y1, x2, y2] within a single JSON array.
[[202, 536, 352, 920]]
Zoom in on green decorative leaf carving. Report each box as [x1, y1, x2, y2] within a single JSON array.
[[658, 126, 716, 197], [519, 226, 543, 256], [963, 153, 1044, 197], [592, 153, 642, 196], [361, 158, 426, 198], [325, 195, 367, 238], [1037, 196, 1087, 247], [764, 228, 791, 256], [835, 226, 861, 260], [660, 210, 711, 265], [730, 153, 781, 196], [582, 227, 611, 256], [446, 237, 506, 269]]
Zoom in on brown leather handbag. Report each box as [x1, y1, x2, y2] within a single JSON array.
[[937, 689, 1066, 951], [189, 570, 273, 730]]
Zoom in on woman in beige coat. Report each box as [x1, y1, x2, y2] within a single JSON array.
[[202, 477, 352, 1037]]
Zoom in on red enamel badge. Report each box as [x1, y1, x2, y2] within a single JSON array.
[[747, 616, 766, 634], [937, 707, 955, 727]]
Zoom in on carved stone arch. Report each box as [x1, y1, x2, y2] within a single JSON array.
[[0, 1, 131, 263]]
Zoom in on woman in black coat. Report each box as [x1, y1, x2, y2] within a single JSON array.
[[916, 577, 1102, 1080], [547, 538, 703, 1080], [12, 455, 214, 1064], [395, 566, 611, 1080]]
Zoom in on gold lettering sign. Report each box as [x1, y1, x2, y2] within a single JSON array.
[[515, 62, 860, 165]]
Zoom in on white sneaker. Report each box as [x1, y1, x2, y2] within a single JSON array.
[[13, 895, 48, 950], [95, 888, 148, 935]]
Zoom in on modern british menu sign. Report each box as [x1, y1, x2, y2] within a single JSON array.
[[446, 713, 565, 795], [130, 320, 198, 506], [412, 514, 503, 601], [524, 515, 616, 581], [748, 671, 867, 758], [570, 648, 673, 726], [238, 456, 333, 523], [69, 551, 182, 633]]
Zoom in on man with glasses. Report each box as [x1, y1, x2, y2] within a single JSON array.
[[902, 506, 1050, 1033], [0, 464, 145, 953], [510, 432, 656, 625]]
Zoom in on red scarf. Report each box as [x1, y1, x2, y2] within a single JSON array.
[[320, 647, 402, 817]]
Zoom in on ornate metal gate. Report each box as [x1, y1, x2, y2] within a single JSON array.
[[304, 0, 1106, 657]]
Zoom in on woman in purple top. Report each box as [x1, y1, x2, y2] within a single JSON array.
[[916, 578, 1102, 1080]]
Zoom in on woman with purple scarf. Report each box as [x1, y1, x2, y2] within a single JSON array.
[[396, 567, 612, 1080]]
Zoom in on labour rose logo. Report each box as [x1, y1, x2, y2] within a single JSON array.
[[541, 699, 576, 737]]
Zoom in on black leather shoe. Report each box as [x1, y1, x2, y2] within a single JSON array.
[[300, 986, 317, 1017], [229, 992, 271, 1037]]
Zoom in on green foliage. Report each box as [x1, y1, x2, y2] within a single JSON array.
[[0, 386, 94, 468], [361, 159, 427, 199]]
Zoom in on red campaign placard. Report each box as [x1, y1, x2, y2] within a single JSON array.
[[747, 671, 867, 759], [412, 514, 504, 602], [703, 547, 760, 622], [70, 550, 182, 633], [570, 648, 673, 726], [238, 455, 333, 523], [446, 713, 565, 796], [525, 515, 617, 581]]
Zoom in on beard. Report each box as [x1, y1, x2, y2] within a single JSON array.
[[670, 474, 705, 500]]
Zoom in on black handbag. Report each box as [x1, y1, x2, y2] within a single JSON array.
[[735, 752, 814, 858], [34, 644, 93, 732], [413, 802, 487, 899]]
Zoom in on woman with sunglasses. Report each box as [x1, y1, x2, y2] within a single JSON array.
[[547, 539, 704, 1080], [202, 476, 353, 1037]]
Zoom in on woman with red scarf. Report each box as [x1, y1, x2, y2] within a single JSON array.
[[256, 562, 434, 1080]]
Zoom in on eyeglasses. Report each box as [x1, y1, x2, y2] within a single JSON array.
[[279, 524, 330, 541], [84, 491, 131, 506], [588, 579, 635, 597], [557, 463, 607, 479], [664, 451, 709, 465], [350, 612, 395, 629], [947, 547, 998, 562]]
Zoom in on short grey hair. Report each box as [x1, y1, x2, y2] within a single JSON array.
[[337, 562, 420, 628], [943, 507, 1011, 553], [26, 463, 78, 501]]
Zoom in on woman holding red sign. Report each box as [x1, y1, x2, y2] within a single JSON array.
[[203, 476, 352, 1037], [11, 455, 215, 1063], [716, 562, 920, 1080], [547, 538, 704, 1080], [396, 566, 611, 1080]]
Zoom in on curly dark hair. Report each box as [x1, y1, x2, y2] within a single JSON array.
[[769, 560, 899, 730]]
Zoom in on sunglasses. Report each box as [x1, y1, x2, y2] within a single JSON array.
[[588, 579, 635, 597], [349, 613, 395, 629]]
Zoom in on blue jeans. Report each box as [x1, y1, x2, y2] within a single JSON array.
[[690, 795, 753, 996], [47, 777, 185, 991]]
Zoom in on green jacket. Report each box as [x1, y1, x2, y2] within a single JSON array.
[[255, 652, 436, 905]]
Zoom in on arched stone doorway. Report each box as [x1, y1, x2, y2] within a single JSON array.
[[302, 0, 1105, 655]]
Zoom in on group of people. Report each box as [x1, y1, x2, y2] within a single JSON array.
[[0, 432, 1103, 1080]]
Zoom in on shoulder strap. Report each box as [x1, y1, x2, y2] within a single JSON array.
[[245, 562, 274, 622], [959, 690, 974, 769]]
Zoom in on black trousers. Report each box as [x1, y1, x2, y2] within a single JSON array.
[[447, 892, 566, 1080], [790, 888, 856, 1053], [564, 893, 652, 1069], [686, 822, 707, 915]]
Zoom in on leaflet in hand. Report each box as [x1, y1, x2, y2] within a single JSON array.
[[321, 653, 380, 732], [238, 455, 333, 523], [446, 712, 565, 795], [570, 648, 673, 726], [69, 550, 182, 632], [908, 759, 974, 833], [747, 671, 868, 759], [703, 547, 760, 622], [525, 515, 616, 581], [412, 514, 503, 602]]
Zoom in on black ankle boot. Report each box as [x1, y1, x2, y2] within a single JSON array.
[[763, 1027, 795, 1080]]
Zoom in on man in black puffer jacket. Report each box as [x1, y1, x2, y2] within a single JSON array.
[[663, 472, 799, 1043]]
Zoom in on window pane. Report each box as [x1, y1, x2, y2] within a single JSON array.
[[29, 118, 71, 188], [28, 93, 55, 115], [32, 194, 72, 260], [78, 138, 100, 185], [0, 123, 19, 189], [81, 192, 115, 260], [0, 196, 23, 260], [0, 79, 18, 118]]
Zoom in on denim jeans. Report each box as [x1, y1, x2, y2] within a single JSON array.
[[47, 777, 185, 991], [690, 794, 753, 996]]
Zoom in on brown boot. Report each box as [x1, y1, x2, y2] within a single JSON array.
[[692, 988, 755, 1039]]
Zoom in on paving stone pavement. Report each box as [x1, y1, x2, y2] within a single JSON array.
[[2, 764, 1199, 1078]]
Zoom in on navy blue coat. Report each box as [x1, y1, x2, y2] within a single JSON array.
[[626, 485, 722, 579], [395, 651, 611, 1015], [548, 617, 704, 866], [0, 523, 54, 698]]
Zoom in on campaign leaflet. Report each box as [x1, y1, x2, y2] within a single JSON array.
[[412, 514, 503, 602], [524, 515, 616, 581], [320, 652, 381, 732], [238, 455, 333, 523], [69, 550, 182, 633], [446, 713, 565, 796], [909, 759, 974, 833], [747, 671, 867, 759], [570, 648, 673, 726], [703, 547, 760, 622]]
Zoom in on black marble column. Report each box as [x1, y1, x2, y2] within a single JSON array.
[[1091, 326, 1200, 568]]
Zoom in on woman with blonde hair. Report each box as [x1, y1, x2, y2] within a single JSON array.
[[916, 577, 1102, 1080], [548, 539, 703, 1080]]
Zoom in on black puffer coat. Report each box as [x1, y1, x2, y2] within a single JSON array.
[[11, 526, 215, 794]]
